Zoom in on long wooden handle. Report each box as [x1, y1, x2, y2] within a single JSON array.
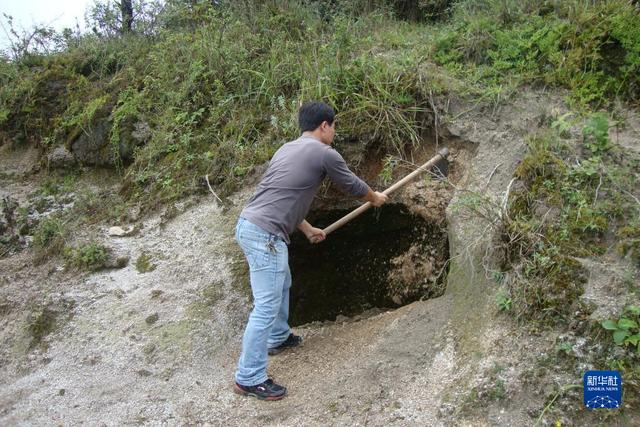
[[322, 148, 449, 236]]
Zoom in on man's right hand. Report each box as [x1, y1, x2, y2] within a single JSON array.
[[371, 191, 388, 207], [362, 188, 388, 207]]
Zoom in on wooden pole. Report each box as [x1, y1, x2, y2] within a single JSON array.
[[322, 148, 449, 236]]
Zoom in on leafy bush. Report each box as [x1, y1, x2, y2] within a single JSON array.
[[64, 242, 109, 270], [602, 306, 640, 350], [582, 112, 611, 155]]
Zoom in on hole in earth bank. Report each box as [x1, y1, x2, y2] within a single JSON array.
[[288, 203, 449, 326]]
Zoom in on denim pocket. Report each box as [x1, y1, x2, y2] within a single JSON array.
[[237, 231, 272, 271], [245, 240, 271, 270]]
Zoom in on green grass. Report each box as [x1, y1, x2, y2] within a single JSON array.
[[433, 0, 640, 109], [32, 216, 67, 260]]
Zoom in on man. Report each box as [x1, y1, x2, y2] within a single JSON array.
[[233, 101, 388, 400]]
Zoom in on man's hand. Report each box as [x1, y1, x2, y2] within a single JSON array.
[[370, 191, 388, 207], [306, 227, 326, 244], [362, 188, 388, 207], [298, 220, 326, 244]]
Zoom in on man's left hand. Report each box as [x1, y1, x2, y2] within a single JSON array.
[[307, 227, 326, 244]]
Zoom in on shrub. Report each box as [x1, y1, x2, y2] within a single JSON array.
[[64, 242, 109, 270]]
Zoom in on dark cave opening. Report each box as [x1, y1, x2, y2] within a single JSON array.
[[288, 203, 449, 326]]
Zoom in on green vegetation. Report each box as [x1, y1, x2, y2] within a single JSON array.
[[38, 173, 78, 197], [499, 114, 640, 399], [502, 111, 638, 325], [603, 306, 640, 350], [433, 0, 640, 108], [64, 241, 109, 270], [495, 290, 512, 312], [2, 0, 637, 213], [602, 306, 640, 397], [135, 252, 156, 273], [378, 155, 397, 186], [32, 217, 67, 258]]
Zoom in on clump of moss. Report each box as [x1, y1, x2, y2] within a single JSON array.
[[135, 252, 156, 273], [186, 281, 225, 319]]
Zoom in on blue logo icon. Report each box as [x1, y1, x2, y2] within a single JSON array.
[[584, 370, 622, 409]]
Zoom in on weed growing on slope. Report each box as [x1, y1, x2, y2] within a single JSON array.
[[135, 252, 156, 273], [601, 306, 640, 398], [64, 241, 109, 270], [32, 216, 67, 259]]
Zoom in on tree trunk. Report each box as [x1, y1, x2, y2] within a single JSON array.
[[120, 0, 133, 33]]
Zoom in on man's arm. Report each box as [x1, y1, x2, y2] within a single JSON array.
[[297, 219, 326, 244], [322, 149, 389, 206], [323, 149, 370, 197]]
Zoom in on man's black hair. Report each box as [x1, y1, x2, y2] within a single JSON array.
[[298, 101, 335, 133]]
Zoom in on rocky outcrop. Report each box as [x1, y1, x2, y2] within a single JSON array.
[[47, 146, 75, 169], [67, 119, 149, 167], [70, 120, 114, 166]]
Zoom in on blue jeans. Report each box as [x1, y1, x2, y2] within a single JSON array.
[[234, 217, 292, 386]]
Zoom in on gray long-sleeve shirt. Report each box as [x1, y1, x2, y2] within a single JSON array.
[[240, 136, 369, 243]]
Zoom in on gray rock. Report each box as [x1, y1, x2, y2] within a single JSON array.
[[136, 369, 152, 377], [47, 146, 76, 169], [107, 226, 135, 237], [108, 226, 127, 237], [70, 117, 143, 167], [71, 120, 113, 166], [103, 250, 130, 269], [131, 121, 151, 144]]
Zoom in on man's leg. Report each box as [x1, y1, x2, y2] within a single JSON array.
[[268, 263, 292, 349], [235, 221, 288, 386]]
